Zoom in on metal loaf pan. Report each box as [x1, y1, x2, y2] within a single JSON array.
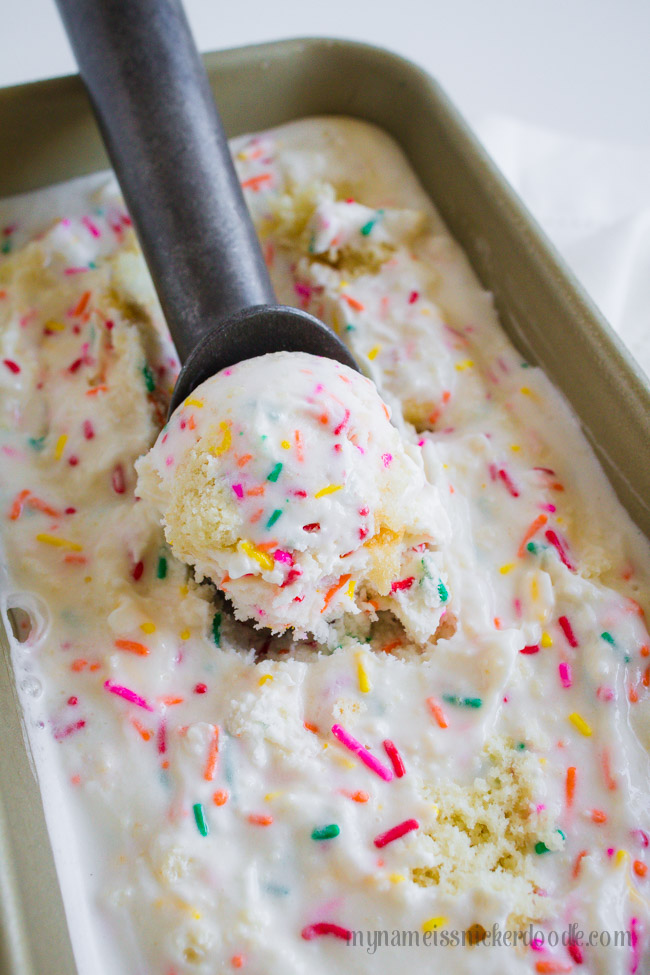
[[1, 37, 649, 975]]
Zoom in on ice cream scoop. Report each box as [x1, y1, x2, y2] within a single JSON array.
[[54, 0, 358, 413]]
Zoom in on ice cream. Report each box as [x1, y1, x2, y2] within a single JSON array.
[[0, 118, 649, 975], [135, 351, 451, 643]]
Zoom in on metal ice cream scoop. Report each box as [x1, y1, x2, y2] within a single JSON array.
[[55, 0, 358, 415]]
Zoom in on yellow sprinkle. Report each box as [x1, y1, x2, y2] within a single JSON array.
[[184, 397, 204, 408], [258, 674, 274, 686], [346, 579, 356, 599], [455, 359, 474, 372], [264, 791, 282, 801], [45, 319, 66, 332], [180, 628, 191, 641], [367, 345, 381, 361], [430, 803, 440, 817], [140, 622, 156, 634], [84, 576, 92, 583], [356, 652, 370, 694], [541, 631, 553, 648], [420, 307, 432, 315], [179, 585, 189, 597], [210, 421, 232, 457], [530, 575, 539, 601], [499, 563, 515, 575], [54, 434, 67, 460], [615, 849, 629, 867], [315, 484, 343, 499], [331, 309, 341, 334], [339, 280, 349, 289], [422, 916, 448, 933], [280, 440, 291, 450], [389, 873, 405, 884], [520, 386, 532, 396], [36, 533, 82, 552], [510, 444, 521, 452], [192, 911, 201, 920], [568, 712, 592, 737], [240, 540, 274, 572]]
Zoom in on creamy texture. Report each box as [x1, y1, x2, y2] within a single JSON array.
[[136, 352, 450, 643], [0, 118, 649, 975]]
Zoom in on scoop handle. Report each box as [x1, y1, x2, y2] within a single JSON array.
[[54, 0, 275, 363]]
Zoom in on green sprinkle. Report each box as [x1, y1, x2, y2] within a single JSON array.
[[1, 239, 12, 255], [193, 802, 209, 837], [556, 828, 566, 841], [311, 824, 340, 841], [535, 841, 550, 854], [442, 694, 482, 709], [601, 631, 615, 645], [142, 363, 155, 392], [345, 323, 356, 332], [266, 508, 283, 529], [28, 435, 46, 451], [516, 741, 526, 750], [88, 261, 97, 269], [360, 209, 383, 236], [437, 580, 449, 602], [156, 556, 167, 580], [212, 612, 222, 646], [267, 462, 282, 482], [526, 541, 537, 554], [521, 361, 530, 368]]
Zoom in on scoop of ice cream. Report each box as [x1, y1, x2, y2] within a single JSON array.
[[136, 351, 451, 643]]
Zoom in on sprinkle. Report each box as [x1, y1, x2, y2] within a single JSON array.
[[194, 683, 207, 695], [115, 639, 149, 656], [497, 468, 519, 497], [204, 726, 220, 781], [573, 850, 588, 877], [311, 824, 340, 841], [211, 421, 232, 456], [559, 662, 572, 687], [541, 631, 553, 647], [248, 813, 273, 826], [267, 462, 283, 482], [568, 712, 592, 736], [3, 358, 20, 374], [442, 694, 483, 709], [212, 612, 221, 646], [315, 484, 343, 499], [322, 574, 352, 613], [374, 818, 419, 848], [535, 841, 551, 854], [111, 464, 126, 494], [53, 719, 86, 741], [104, 680, 153, 711], [193, 802, 209, 836], [8, 489, 30, 520], [422, 917, 447, 933], [258, 674, 273, 685], [545, 529, 574, 570], [346, 578, 356, 599], [408, 290, 419, 304], [535, 963, 572, 974], [437, 580, 449, 601], [54, 434, 67, 460], [213, 790, 228, 806], [132, 561, 144, 581], [157, 556, 167, 579], [601, 630, 615, 645], [558, 615, 578, 647], [367, 345, 381, 361], [341, 790, 369, 803], [520, 644, 540, 655], [356, 652, 370, 693], [601, 748, 617, 790], [240, 172, 272, 191], [266, 508, 283, 529], [184, 397, 204, 408], [331, 724, 393, 781], [240, 540, 274, 571], [301, 922, 352, 941], [142, 363, 155, 392], [391, 576, 414, 592], [426, 697, 448, 728], [342, 294, 364, 312], [634, 861, 647, 877], [36, 533, 82, 551], [566, 766, 576, 808], [334, 410, 350, 435], [591, 809, 607, 823], [518, 514, 548, 557], [383, 740, 406, 777]]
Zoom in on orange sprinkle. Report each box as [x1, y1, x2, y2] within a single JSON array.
[[204, 726, 220, 781], [9, 489, 30, 520], [494, 616, 502, 629], [240, 172, 272, 191], [159, 696, 184, 706], [72, 290, 91, 317], [517, 514, 548, 557], [294, 429, 304, 462], [629, 684, 639, 703], [70, 774, 81, 786], [566, 766, 576, 808], [187, 414, 196, 431], [249, 508, 264, 524], [85, 384, 107, 396], [255, 539, 278, 551], [442, 390, 451, 403], [304, 721, 319, 734], [640, 644, 650, 657], [114, 638, 149, 656], [643, 665, 650, 688], [247, 813, 273, 826], [573, 849, 588, 877], [71, 658, 87, 672], [27, 495, 61, 517], [342, 294, 365, 312], [213, 790, 229, 806], [380, 640, 402, 654], [246, 484, 265, 496], [591, 809, 607, 824], [602, 749, 617, 791], [89, 663, 101, 672], [236, 453, 253, 467], [321, 574, 352, 613], [535, 962, 572, 974], [340, 789, 369, 803], [426, 697, 448, 729], [633, 860, 647, 878], [63, 554, 87, 564], [231, 954, 245, 968], [130, 718, 152, 741]]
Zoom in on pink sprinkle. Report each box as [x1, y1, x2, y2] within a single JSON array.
[[381, 453, 393, 467], [630, 917, 640, 974], [545, 529, 574, 571], [82, 215, 101, 238], [63, 267, 90, 275], [232, 483, 244, 499], [68, 357, 83, 374], [607, 847, 615, 857], [391, 577, 414, 593], [559, 662, 572, 688], [294, 282, 312, 300], [53, 719, 86, 741], [596, 685, 615, 702], [68, 456, 79, 467], [541, 502, 557, 513], [68, 696, 78, 706], [292, 489, 308, 498], [383, 739, 406, 777], [82, 419, 94, 440], [558, 615, 578, 647], [3, 358, 21, 375], [302, 922, 351, 942], [165, 456, 174, 467], [418, 439, 425, 447], [632, 830, 649, 848], [132, 561, 144, 581], [498, 467, 520, 498], [359, 506, 369, 516], [104, 680, 153, 711], [65, 507, 76, 515], [530, 938, 544, 951], [408, 290, 419, 304], [112, 464, 126, 494], [374, 818, 419, 848], [331, 724, 393, 781], [333, 410, 350, 436], [274, 549, 293, 564], [568, 941, 584, 964], [194, 683, 208, 695], [520, 644, 540, 655], [157, 720, 167, 755]]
